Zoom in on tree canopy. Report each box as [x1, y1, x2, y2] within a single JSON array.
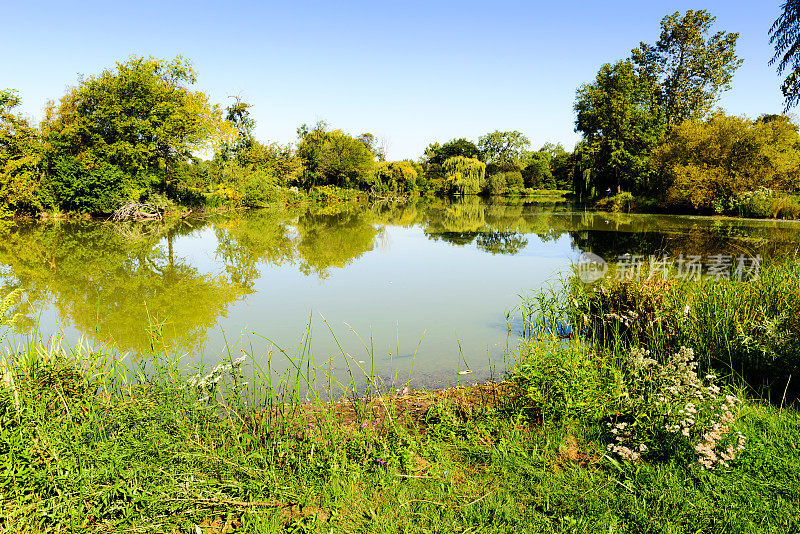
[[423, 138, 481, 166], [652, 113, 800, 210], [45, 56, 232, 177], [296, 122, 375, 189], [770, 0, 800, 109], [443, 156, 485, 195], [632, 10, 741, 127], [0, 89, 41, 213], [575, 60, 664, 194], [477, 131, 530, 167]]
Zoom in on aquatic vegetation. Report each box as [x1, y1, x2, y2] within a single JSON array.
[[554, 259, 800, 398]]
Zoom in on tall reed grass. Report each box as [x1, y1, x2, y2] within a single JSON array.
[[518, 257, 800, 400]]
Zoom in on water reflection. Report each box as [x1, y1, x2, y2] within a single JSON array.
[[0, 219, 249, 353], [0, 198, 798, 367]]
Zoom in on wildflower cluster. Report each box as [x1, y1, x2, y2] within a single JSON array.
[[183, 355, 247, 403], [606, 421, 648, 461], [607, 346, 745, 469]]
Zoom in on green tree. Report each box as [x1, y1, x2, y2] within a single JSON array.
[[520, 150, 553, 188], [549, 147, 575, 189], [421, 138, 481, 193], [443, 156, 485, 195], [221, 95, 256, 159], [374, 161, 418, 194], [770, 0, 800, 109], [477, 131, 530, 168], [0, 90, 42, 214], [356, 133, 386, 161], [575, 60, 665, 195], [297, 122, 375, 189], [423, 138, 481, 166], [652, 112, 800, 210], [632, 10, 742, 127], [42, 55, 232, 211]]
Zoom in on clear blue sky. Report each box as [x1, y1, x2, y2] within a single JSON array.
[[1, 1, 789, 160]]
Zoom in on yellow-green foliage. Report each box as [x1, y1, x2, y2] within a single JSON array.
[[236, 140, 301, 185], [43, 56, 231, 177], [653, 113, 800, 210], [374, 161, 418, 194], [0, 90, 42, 215], [443, 156, 485, 195], [595, 192, 636, 212]]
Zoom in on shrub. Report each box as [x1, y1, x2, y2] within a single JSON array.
[[568, 260, 800, 397], [509, 338, 619, 422], [652, 113, 800, 211], [504, 170, 524, 190], [607, 346, 746, 469], [728, 188, 800, 220], [594, 191, 636, 212], [484, 173, 506, 196], [40, 157, 154, 213]]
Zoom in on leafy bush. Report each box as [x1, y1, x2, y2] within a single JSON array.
[[607, 346, 746, 469], [504, 170, 524, 190], [40, 157, 155, 213], [297, 125, 376, 189], [568, 260, 800, 397], [484, 173, 506, 195], [728, 188, 800, 219], [652, 113, 800, 211], [594, 192, 636, 212], [509, 338, 619, 422]]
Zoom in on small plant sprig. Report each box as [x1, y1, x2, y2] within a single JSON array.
[[183, 355, 247, 404], [607, 346, 746, 469]]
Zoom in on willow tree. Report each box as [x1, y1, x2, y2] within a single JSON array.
[[443, 156, 485, 195], [374, 160, 419, 194]]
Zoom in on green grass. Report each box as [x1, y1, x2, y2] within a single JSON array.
[[1, 268, 800, 532]]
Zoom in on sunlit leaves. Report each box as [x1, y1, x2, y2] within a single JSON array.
[[770, 0, 800, 109], [651, 113, 800, 209], [477, 131, 530, 167], [575, 61, 664, 194], [632, 10, 741, 126], [443, 156, 485, 195], [46, 55, 228, 178]]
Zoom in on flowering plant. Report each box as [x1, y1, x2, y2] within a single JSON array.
[[183, 355, 247, 405], [606, 346, 745, 469]]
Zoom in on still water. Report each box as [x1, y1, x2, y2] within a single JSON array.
[[2, 197, 799, 388]]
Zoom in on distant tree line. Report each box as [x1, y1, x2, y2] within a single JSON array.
[[2, 7, 800, 217], [0, 53, 573, 217]]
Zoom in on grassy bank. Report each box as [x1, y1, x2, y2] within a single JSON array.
[[505, 189, 571, 202], [593, 190, 800, 221], [1, 264, 800, 533]]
